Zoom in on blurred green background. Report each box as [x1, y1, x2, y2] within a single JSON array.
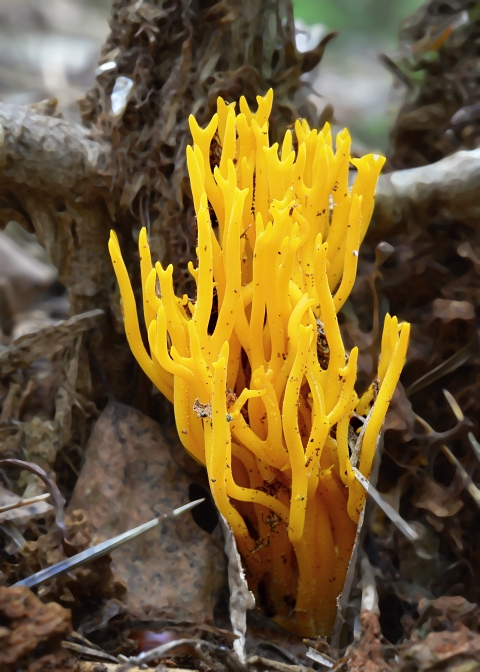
[[293, 0, 426, 151], [294, 0, 424, 34]]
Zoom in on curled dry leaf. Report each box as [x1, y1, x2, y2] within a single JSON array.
[[412, 478, 464, 518], [0, 309, 100, 482], [401, 626, 480, 671]]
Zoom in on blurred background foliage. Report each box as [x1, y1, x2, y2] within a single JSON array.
[[294, 0, 424, 34], [293, 0, 425, 150]]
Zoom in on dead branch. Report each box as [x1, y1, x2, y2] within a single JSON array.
[[374, 149, 480, 234], [0, 102, 115, 319], [0, 102, 110, 195]]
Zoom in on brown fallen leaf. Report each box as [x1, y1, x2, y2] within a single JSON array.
[[68, 400, 225, 623], [401, 625, 480, 671], [413, 596, 480, 636], [412, 478, 464, 518]]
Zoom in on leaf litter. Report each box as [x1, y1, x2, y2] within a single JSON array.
[[2, 0, 480, 670]]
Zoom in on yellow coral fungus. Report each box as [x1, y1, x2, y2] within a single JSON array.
[[109, 90, 410, 637]]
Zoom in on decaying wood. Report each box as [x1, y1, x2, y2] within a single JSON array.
[[0, 103, 112, 314], [374, 148, 480, 234]]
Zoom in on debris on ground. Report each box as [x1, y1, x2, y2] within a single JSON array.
[[1, 0, 480, 669], [0, 584, 77, 672]]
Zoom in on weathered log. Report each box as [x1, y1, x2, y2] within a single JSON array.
[[374, 149, 480, 234]]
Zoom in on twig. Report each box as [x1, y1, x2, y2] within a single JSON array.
[[305, 648, 335, 669], [440, 444, 480, 507], [14, 499, 204, 589], [353, 468, 419, 541], [61, 641, 120, 664], [405, 340, 476, 397], [0, 492, 50, 514], [0, 459, 68, 546]]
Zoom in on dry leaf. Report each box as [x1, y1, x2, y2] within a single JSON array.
[[68, 400, 226, 623]]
